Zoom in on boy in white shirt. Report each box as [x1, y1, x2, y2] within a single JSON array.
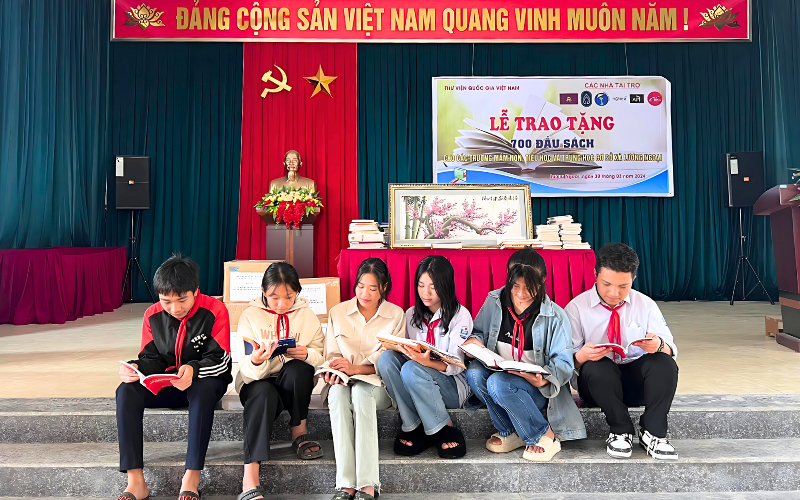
[[565, 243, 679, 460]]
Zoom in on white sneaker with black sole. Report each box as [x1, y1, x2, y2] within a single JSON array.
[[639, 429, 679, 460], [605, 432, 633, 458]]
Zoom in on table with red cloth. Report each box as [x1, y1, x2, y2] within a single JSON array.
[[337, 248, 596, 316], [0, 247, 127, 325]]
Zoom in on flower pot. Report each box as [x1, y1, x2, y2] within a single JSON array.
[[255, 207, 320, 228]]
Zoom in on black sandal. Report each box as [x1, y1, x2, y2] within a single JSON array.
[[292, 434, 324, 460], [331, 491, 354, 500], [393, 424, 431, 456], [117, 493, 150, 500], [178, 491, 201, 500], [433, 425, 467, 459], [238, 486, 266, 500]]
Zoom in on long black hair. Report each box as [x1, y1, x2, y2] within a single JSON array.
[[505, 248, 547, 304], [353, 257, 392, 300], [260, 262, 302, 307], [411, 255, 460, 334]]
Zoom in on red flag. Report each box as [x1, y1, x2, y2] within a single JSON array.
[[236, 43, 358, 278]]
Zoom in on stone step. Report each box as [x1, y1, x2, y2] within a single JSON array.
[[2, 395, 799, 444], [1, 439, 799, 497], [2, 494, 799, 500]]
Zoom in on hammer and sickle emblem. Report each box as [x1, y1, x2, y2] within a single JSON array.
[[261, 65, 292, 97]]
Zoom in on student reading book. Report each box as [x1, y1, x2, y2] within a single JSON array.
[[322, 258, 405, 500], [236, 262, 325, 500], [565, 243, 679, 461], [117, 361, 180, 395], [116, 255, 231, 500], [376, 256, 472, 459], [463, 248, 585, 463]]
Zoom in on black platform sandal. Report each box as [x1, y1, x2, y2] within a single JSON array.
[[433, 425, 467, 459], [393, 424, 431, 456]]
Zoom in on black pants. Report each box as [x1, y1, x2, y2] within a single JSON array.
[[116, 376, 227, 472], [239, 360, 315, 464], [577, 353, 678, 438]]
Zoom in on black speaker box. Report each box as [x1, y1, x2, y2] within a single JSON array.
[[722, 151, 765, 208], [115, 156, 150, 210]]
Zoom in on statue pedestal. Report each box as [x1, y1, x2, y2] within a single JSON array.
[[258, 210, 318, 278]]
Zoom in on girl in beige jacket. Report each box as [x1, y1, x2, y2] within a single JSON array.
[[235, 262, 324, 500], [321, 258, 406, 500]]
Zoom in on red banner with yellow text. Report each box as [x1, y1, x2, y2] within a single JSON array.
[[113, 0, 750, 42]]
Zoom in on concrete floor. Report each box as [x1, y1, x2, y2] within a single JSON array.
[[0, 300, 796, 398]]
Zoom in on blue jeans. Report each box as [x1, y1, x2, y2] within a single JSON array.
[[466, 360, 550, 446], [377, 350, 460, 435]]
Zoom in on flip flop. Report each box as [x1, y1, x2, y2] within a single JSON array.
[[117, 493, 150, 500], [238, 486, 266, 500]]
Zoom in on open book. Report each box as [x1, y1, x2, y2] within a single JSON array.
[[592, 339, 651, 359], [376, 332, 466, 369], [242, 336, 296, 359], [459, 343, 550, 375], [450, 95, 600, 172], [119, 361, 180, 395], [314, 361, 382, 387]]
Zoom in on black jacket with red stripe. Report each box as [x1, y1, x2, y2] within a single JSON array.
[[135, 292, 232, 384]]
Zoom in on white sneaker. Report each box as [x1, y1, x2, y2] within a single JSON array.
[[605, 432, 633, 458], [639, 429, 679, 460]]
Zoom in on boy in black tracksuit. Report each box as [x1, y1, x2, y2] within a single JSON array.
[[116, 255, 231, 500]]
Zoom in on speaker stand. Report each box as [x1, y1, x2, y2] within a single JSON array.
[[729, 207, 774, 306], [121, 210, 156, 304]]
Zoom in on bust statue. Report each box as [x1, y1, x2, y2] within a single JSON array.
[[269, 150, 317, 193]]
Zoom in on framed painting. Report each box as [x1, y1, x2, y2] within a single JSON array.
[[389, 184, 532, 248]]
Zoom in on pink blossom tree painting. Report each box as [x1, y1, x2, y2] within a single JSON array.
[[403, 196, 518, 240]]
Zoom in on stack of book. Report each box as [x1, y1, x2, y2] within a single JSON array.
[[499, 239, 543, 250], [348, 220, 386, 249], [535, 224, 563, 250], [545, 215, 592, 250]]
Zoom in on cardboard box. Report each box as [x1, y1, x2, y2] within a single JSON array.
[[765, 315, 783, 337], [299, 277, 341, 321], [223, 260, 281, 302], [225, 302, 249, 329]]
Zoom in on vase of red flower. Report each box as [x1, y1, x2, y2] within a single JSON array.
[[255, 187, 323, 229]]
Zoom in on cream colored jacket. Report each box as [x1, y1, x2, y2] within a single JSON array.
[[235, 295, 324, 391], [323, 297, 406, 386]]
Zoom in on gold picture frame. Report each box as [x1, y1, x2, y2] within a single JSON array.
[[389, 183, 533, 248]]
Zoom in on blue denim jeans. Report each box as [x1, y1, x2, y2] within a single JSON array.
[[377, 350, 460, 435], [466, 360, 550, 446]]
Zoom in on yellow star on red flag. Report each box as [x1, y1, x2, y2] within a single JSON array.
[[304, 65, 337, 98]]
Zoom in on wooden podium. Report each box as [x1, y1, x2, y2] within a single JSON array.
[[258, 210, 318, 278], [754, 185, 800, 351]]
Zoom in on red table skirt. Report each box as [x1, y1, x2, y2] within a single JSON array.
[[337, 248, 596, 316], [0, 247, 127, 325]]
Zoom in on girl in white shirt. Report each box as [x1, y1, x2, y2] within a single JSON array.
[[377, 255, 472, 459]]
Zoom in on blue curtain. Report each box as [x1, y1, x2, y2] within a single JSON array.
[[357, 1, 793, 301], [109, 43, 243, 301], [0, 0, 111, 248]]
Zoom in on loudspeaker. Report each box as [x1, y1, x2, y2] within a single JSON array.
[[722, 151, 765, 208], [115, 156, 150, 210]]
